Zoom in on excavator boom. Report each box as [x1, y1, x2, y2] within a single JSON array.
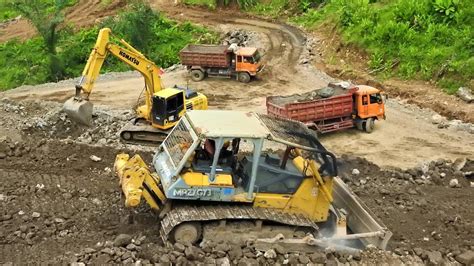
[[63, 28, 163, 126], [63, 28, 208, 145]]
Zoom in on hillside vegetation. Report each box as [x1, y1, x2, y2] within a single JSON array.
[[0, 2, 217, 90], [294, 0, 473, 93], [183, 0, 473, 93]]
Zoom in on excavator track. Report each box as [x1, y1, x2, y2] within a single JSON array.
[[160, 204, 319, 242], [119, 120, 171, 145]]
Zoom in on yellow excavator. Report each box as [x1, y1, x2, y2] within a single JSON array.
[[115, 110, 392, 252], [63, 28, 208, 145]]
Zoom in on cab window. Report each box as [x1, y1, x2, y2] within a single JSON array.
[[167, 94, 184, 112], [253, 52, 261, 63], [369, 93, 382, 104], [237, 56, 243, 63], [243, 56, 253, 63], [362, 95, 368, 106]]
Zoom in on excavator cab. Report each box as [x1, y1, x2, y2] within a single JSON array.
[[151, 88, 186, 128], [63, 27, 208, 145], [150, 86, 208, 129]]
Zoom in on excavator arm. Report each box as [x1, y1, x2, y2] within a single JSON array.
[[64, 27, 163, 125]]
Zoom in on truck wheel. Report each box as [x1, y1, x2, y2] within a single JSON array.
[[190, 70, 205, 82], [238, 72, 251, 83], [364, 118, 375, 133]]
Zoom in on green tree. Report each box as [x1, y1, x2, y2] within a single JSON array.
[[10, 0, 69, 81], [104, 2, 158, 54]]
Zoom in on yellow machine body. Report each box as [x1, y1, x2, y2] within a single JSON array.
[[113, 111, 392, 249], [63, 28, 208, 135]]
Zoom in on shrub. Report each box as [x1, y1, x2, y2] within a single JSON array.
[[293, 0, 474, 92], [0, 3, 218, 90]]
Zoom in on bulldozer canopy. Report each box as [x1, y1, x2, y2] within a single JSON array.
[[185, 110, 326, 151], [185, 111, 270, 139]]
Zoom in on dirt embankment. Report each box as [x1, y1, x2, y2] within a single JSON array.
[[0, 0, 126, 43], [309, 25, 474, 124]]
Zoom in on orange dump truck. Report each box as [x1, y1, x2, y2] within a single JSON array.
[[266, 84, 386, 133], [180, 44, 263, 83]]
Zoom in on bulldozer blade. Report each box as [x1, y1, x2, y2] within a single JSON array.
[[331, 176, 392, 250], [254, 234, 362, 255], [63, 97, 93, 126]]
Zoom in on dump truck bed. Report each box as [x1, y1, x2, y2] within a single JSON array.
[[180, 44, 230, 68], [266, 87, 356, 124]]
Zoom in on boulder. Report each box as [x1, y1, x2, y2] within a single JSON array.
[[264, 249, 277, 259], [456, 87, 473, 103], [426, 251, 443, 265], [456, 250, 474, 265], [113, 234, 132, 247]]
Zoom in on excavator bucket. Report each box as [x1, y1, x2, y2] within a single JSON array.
[[63, 97, 93, 126]]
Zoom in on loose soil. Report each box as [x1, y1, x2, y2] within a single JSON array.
[[0, 1, 473, 265]]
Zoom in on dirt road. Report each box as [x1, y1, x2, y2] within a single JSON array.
[[3, 3, 472, 169]]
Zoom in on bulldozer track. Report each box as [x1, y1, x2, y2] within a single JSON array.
[[160, 204, 319, 242]]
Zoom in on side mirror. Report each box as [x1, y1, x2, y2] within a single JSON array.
[[382, 94, 389, 102]]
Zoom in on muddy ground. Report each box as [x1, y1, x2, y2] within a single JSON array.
[[1, 98, 472, 265], [1, 0, 473, 265]]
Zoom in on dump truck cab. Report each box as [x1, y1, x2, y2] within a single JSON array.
[[354, 85, 385, 120], [235, 47, 263, 76], [353, 85, 386, 133]]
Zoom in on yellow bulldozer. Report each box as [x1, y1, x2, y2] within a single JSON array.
[[115, 110, 391, 251], [63, 28, 208, 145]]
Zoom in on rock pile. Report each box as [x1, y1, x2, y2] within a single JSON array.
[[1, 98, 133, 146], [299, 36, 319, 65], [222, 30, 258, 47], [343, 155, 473, 189]]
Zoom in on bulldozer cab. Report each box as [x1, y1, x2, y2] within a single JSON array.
[[153, 110, 337, 202]]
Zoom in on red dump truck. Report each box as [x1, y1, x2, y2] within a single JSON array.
[[179, 44, 263, 83], [266, 84, 386, 133]]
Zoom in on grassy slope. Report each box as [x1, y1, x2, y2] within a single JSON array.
[[0, 4, 218, 90], [292, 0, 473, 93]]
